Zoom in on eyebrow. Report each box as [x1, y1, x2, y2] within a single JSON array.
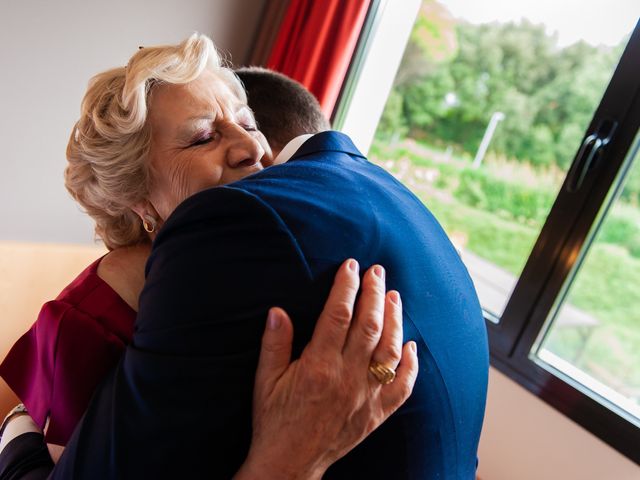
[[187, 113, 216, 122], [186, 114, 215, 122], [236, 105, 255, 118]]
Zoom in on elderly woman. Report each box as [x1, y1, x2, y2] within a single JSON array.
[[0, 34, 418, 478]]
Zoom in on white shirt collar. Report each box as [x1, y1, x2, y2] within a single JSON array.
[[273, 134, 315, 165]]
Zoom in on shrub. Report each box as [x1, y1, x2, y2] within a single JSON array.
[[454, 168, 555, 225]]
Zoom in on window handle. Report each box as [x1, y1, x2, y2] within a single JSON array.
[[566, 119, 617, 193], [566, 134, 602, 192]]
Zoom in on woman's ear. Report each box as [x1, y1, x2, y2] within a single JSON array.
[[130, 201, 162, 236]]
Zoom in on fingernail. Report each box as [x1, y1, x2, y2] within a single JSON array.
[[373, 265, 384, 279], [347, 259, 359, 273], [389, 290, 401, 306], [268, 309, 281, 330], [409, 341, 417, 353]]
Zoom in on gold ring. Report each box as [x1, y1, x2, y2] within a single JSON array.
[[368, 361, 396, 385]]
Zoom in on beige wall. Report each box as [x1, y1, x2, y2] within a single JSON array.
[[478, 367, 640, 479], [0, 0, 266, 245]]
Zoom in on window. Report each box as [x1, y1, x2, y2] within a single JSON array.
[[535, 134, 640, 424], [337, 0, 640, 464]]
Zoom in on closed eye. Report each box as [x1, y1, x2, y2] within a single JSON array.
[[190, 130, 219, 147], [191, 136, 212, 147]]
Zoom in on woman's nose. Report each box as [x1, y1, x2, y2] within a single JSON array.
[[225, 123, 264, 168]]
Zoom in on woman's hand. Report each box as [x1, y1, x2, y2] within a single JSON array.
[[234, 260, 419, 480]]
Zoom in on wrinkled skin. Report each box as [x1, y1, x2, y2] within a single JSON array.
[[134, 70, 271, 223]]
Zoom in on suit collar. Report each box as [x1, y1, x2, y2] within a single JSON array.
[[289, 131, 366, 162]]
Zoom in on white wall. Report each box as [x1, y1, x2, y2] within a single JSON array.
[[0, 0, 266, 245], [478, 367, 640, 480]]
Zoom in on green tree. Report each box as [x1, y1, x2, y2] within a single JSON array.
[[378, 0, 628, 171], [376, 88, 408, 140], [394, 0, 457, 88]]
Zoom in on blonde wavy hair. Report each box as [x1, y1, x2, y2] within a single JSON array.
[[65, 33, 246, 250]]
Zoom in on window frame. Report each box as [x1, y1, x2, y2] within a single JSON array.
[[337, 6, 640, 465], [486, 24, 640, 464]]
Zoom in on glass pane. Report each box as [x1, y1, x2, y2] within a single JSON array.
[[370, 0, 637, 318], [535, 133, 640, 422]]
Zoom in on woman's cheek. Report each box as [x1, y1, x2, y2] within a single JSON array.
[[172, 162, 221, 207], [159, 162, 196, 216]]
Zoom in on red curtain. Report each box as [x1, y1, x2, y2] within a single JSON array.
[[266, 0, 371, 118]]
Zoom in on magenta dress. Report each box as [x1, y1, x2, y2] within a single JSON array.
[[0, 257, 135, 446]]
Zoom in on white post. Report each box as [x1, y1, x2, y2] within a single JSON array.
[[472, 111, 505, 169]]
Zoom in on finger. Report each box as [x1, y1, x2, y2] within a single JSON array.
[[370, 291, 403, 372], [253, 308, 294, 403], [343, 265, 386, 368], [381, 341, 419, 415], [306, 259, 360, 359]]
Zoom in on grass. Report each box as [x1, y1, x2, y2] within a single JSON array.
[[421, 194, 537, 275], [570, 243, 640, 330]]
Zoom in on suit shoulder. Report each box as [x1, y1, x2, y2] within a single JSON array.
[[158, 185, 288, 239], [148, 185, 313, 284]]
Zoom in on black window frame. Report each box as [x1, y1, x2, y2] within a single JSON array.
[[486, 22, 640, 463], [338, 6, 640, 465]]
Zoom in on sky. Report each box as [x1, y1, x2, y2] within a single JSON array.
[[441, 0, 639, 47]]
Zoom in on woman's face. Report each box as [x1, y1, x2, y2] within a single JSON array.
[[145, 70, 271, 220]]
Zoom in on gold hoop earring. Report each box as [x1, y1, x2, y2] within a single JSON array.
[[142, 215, 157, 233]]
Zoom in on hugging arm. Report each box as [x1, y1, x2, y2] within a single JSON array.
[[0, 260, 417, 480], [236, 260, 418, 479], [41, 186, 416, 478], [127, 187, 417, 478]]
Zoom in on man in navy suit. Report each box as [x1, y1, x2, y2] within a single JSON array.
[[54, 69, 488, 479]]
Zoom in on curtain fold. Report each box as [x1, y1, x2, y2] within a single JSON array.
[[266, 0, 371, 118], [247, 0, 290, 66]]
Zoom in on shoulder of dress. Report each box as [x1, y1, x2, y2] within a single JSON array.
[[20, 300, 80, 356], [35, 298, 90, 331], [37, 296, 131, 348]]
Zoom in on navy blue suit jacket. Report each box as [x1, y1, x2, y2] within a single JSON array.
[[54, 131, 489, 479]]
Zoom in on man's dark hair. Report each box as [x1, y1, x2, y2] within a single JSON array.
[[235, 67, 331, 152]]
